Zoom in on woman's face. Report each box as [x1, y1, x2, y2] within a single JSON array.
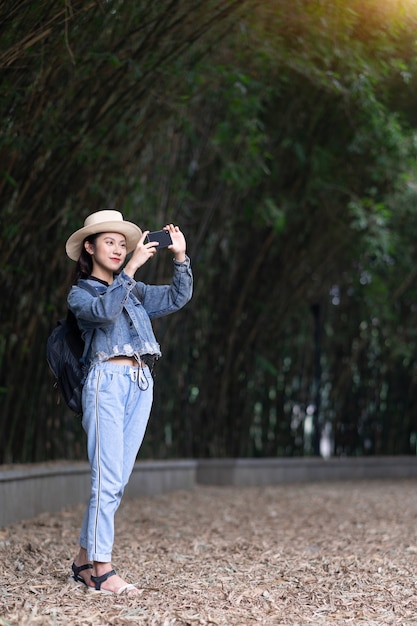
[[85, 232, 127, 278]]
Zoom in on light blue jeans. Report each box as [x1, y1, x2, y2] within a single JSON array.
[[79, 361, 153, 562]]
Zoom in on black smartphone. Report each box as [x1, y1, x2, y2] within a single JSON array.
[[145, 229, 173, 248]]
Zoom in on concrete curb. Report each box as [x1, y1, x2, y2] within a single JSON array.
[[1, 456, 417, 527], [196, 456, 417, 486]]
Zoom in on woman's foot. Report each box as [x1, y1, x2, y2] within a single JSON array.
[[71, 562, 93, 587], [72, 548, 93, 587], [89, 568, 139, 595]]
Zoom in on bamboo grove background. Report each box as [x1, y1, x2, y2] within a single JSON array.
[[2, 0, 417, 463]]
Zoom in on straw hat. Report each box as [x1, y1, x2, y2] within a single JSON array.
[[65, 210, 142, 261]]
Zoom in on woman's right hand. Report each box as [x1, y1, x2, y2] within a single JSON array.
[[124, 231, 159, 276]]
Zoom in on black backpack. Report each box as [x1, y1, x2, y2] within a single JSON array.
[[46, 283, 97, 414]]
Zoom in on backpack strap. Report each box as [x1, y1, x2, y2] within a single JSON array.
[[75, 281, 100, 375]]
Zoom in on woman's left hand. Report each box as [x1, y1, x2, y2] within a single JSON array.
[[165, 224, 187, 263]]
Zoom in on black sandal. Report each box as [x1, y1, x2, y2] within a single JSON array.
[[89, 569, 138, 595], [71, 562, 93, 587]]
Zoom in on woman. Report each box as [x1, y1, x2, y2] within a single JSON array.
[[65, 210, 193, 595]]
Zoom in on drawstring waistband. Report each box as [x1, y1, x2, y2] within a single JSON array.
[[101, 354, 158, 391], [129, 366, 149, 390]]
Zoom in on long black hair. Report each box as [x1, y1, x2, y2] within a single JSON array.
[[71, 233, 101, 284]]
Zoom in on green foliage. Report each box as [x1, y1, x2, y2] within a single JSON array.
[[2, 0, 417, 462]]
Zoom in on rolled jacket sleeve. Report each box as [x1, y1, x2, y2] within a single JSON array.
[[133, 255, 193, 319]]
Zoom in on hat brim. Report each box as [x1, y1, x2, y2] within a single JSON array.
[[66, 220, 142, 261]]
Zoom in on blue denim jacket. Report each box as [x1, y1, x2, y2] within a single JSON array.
[[67, 256, 193, 367]]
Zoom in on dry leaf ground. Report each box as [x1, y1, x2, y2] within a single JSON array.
[[1, 479, 417, 625]]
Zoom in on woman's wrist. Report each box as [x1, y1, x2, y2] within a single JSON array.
[[173, 253, 186, 263], [123, 260, 140, 277]]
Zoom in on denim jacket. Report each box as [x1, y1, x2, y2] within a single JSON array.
[[67, 256, 193, 368]]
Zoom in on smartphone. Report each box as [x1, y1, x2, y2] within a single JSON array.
[[145, 229, 173, 248]]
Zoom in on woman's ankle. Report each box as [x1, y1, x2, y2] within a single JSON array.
[[74, 547, 90, 565], [93, 561, 113, 577]]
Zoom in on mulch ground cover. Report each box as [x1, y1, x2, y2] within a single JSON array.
[[1, 479, 417, 625]]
